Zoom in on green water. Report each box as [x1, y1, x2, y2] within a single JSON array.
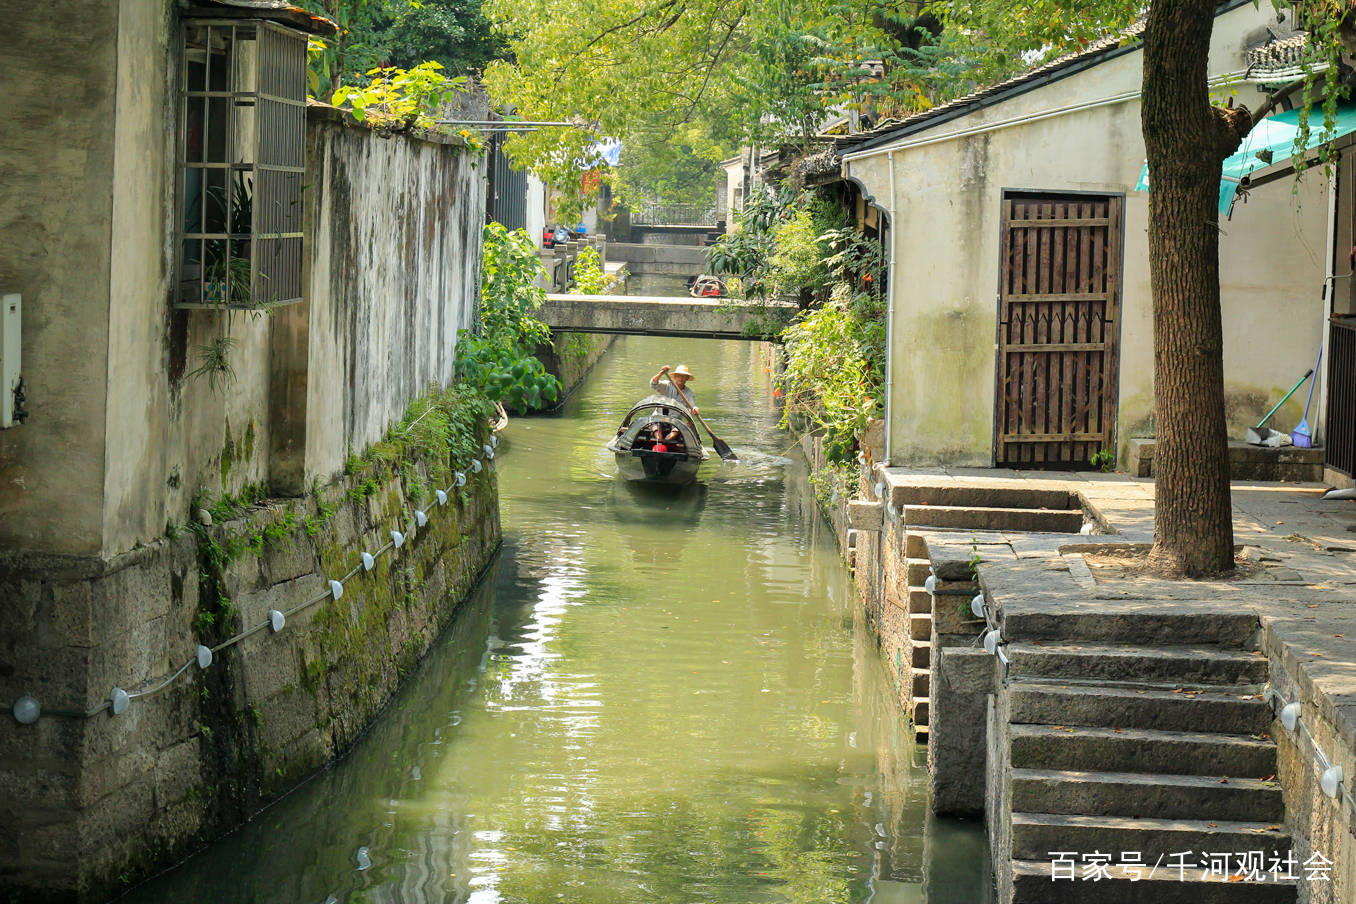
[[123, 334, 990, 904]]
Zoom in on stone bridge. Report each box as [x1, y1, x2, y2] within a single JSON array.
[[540, 294, 795, 340]]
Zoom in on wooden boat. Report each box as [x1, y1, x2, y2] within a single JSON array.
[[606, 394, 709, 485]]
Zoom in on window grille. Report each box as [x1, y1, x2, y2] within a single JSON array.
[[177, 18, 306, 309]]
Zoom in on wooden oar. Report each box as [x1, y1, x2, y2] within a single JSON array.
[[675, 384, 738, 462]]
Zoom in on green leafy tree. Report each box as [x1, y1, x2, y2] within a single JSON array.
[[301, 0, 508, 97], [381, 0, 509, 75], [483, 0, 953, 212]]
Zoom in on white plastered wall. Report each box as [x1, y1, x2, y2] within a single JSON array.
[[846, 2, 1328, 467]]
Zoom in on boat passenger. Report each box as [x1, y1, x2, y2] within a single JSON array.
[[651, 423, 680, 453], [649, 364, 698, 415]]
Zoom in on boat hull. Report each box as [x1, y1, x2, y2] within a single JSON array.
[[613, 448, 702, 485]]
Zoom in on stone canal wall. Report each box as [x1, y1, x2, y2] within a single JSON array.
[[0, 449, 500, 903], [535, 333, 617, 406]]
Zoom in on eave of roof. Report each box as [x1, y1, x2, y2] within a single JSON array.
[[841, 0, 1254, 157], [184, 0, 339, 36]]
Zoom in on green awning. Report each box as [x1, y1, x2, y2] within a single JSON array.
[[1135, 104, 1356, 213]]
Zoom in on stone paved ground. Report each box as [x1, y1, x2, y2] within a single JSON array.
[[880, 465, 1356, 764]]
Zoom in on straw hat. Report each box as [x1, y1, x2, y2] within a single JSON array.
[[671, 365, 695, 379]]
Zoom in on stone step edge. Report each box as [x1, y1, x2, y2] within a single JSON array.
[[1012, 810, 1289, 836], [1012, 722, 1277, 746], [1010, 766, 1282, 794], [1009, 675, 1267, 695], [1007, 641, 1267, 660]]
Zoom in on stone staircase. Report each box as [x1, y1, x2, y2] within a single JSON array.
[[892, 482, 1086, 743], [995, 611, 1295, 903]]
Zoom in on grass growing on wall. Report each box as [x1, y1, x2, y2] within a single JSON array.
[[189, 383, 496, 642]]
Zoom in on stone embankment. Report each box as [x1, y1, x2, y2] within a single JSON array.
[[0, 445, 501, 902], [831, 464, 1356, 903]]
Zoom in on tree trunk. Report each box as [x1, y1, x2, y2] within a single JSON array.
[[1141, 1, 1252, 576]]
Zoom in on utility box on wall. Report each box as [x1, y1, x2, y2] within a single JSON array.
[[1, 294, 21, 428]]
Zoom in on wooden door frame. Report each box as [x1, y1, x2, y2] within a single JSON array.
[[990, 188, 1127, 468]]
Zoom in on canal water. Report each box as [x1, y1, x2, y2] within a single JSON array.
[[124, 330, 990, 904]]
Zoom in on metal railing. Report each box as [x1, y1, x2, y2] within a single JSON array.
[[1326, 316, 1356, 477], [634, 202, 717, 227]]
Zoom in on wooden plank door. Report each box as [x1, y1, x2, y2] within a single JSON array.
[[996, 193, 1122, 467]]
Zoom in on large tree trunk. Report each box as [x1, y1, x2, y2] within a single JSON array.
[[1141, 1, 1252, 576]]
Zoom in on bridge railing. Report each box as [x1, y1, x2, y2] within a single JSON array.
[[633, 202, 718, 227]]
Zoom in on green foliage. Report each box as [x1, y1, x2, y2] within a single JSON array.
[[1090, 448, 1116, 473], [188, 337, 238, 393], [768, 209, 833, 301], [777, 286, 885, 462], [302, 0, 507, 97], [615, 123, 733, 210], [483, 0, 958, 215], [569, 245, 623, 295], [331, 61, 470, 133], [455, 223, 562, 413], [379, 0, 508, 76]]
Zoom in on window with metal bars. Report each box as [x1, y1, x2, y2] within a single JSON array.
[[177, 18, 306, 309]]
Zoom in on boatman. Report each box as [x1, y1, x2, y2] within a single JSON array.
[[649, 364, 698, 415]]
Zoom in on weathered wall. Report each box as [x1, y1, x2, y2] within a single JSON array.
[[301, 108, 486, 485], [848, 2, 1327, 467], [0, 0, 119, 555], [1264, 620, 1356, 904], [0, 5, 497, 901], [535, 333, 617, 404], [0, 454, 500, 902]]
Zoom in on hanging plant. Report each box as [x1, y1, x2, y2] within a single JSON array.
[[188, 336, 238, 393]]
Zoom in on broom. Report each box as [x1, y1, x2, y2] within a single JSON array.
[[1247, 369, 1312, 446], [1292, 345, 1322, 448]]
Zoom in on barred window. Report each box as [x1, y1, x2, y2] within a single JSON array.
[[178, 18, 306, 309]]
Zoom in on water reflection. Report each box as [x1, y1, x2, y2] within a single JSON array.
[[122, 335, 990, 904]]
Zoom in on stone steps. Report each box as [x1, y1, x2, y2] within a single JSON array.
[[1009, 681, 1271, 733], [1004, 642, 1269, 686], [1010, 859, 1296, 903], [912, 696, 929, 725], [909, 612, 931, 641], [907, 586, 931, 613], [1011, 812, 1289, 862], [1010, 768, 1284, 822], [889, 484, 1074, 511], [902, 504, 1084, 533], [1002, 608, 1260, 647], [1009, 724, 1277, 777]]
